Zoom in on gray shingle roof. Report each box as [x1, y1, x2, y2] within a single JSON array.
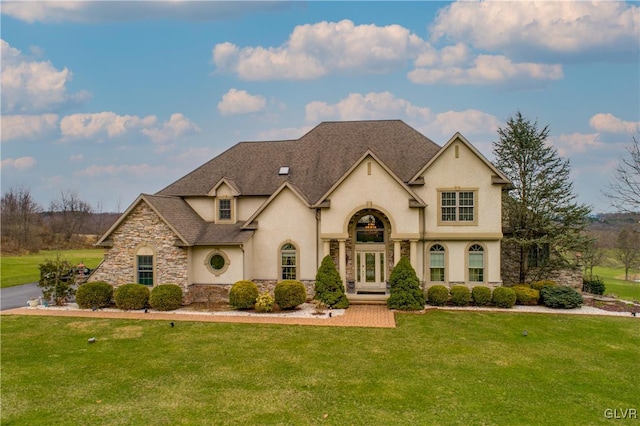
[[157, 120, 441, 204]]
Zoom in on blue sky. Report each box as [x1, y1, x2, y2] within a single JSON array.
[[1, 1, 639, 214]]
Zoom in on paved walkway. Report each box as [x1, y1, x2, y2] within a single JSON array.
[[0, 304, 397, 328]]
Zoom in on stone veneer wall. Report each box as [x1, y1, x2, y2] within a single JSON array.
[[185, 280, 316, 305], [89, 202, 189, 289]]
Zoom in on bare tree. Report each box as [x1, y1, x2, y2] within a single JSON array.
[[582, 236, 607, 277], [0, 185, 42, 253], [48, 190, 93, 243], [606, 135, 640, 213], [614, 227, 640, 281]]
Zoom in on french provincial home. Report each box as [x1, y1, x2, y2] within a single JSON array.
[[90, 120, 511, 302]]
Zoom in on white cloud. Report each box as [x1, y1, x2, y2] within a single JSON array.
[[1, 1, 289, 23], [60, 112, 157, 140], [1, 156, 36, 171], [217, 89, 267, 115], [76, 163, 168, 177], [1, 114, 58, 141], [304, 91, 499, 137], [409, 54, 563, 87], [213, 19, 427, 80], [69, 154, 84, 162], [431, 1, 640, 61], [550, 133, 603, 157], [589, 113, 640, 134], [141, 113, 200, 146], [1, 39, 90, 113]]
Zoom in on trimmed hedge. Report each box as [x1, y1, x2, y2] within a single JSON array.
[[531, 280, 557, 291], [513, 285, 540, 306], [387, 257, 425, 311], [114, 283, 150, 310], [149, 284, 183, 311], [450, 285, 471, 307], [76, 281, 113, 309], [427, 285, 449, 306], [229, 280, 259, 310], [274, 280, 307, 310], [583, 275, 606, 295], [471, 286, 492, 306], [492, 287, 516, 308], [540, 286, 583, 309]]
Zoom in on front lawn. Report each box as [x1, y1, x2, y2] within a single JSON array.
[[0, 249, 105, 288], [1, 312, 638, 425], [590, 266, 640, 302]]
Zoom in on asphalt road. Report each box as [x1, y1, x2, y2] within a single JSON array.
[[1, 283, 43, 310]]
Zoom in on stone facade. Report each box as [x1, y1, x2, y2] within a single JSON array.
[[89, 202, 189, 288], [185, 280, 316, 305]]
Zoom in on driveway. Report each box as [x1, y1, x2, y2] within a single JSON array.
[[1, 283, 43, 310]]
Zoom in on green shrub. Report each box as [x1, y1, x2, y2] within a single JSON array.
[[531, 280, 557, 291], [229, 280, 259, 310], [540, 286, 583, 309], [314, 255, 349, 309], [387, 257, 425, 310], [427, 285, 449, 306], [149, 284, 183, 311], [513, 285, 540, 306], [492, 287, 516, 308], [76, 281, 113, 309], [114, 284, 150, 310], [38, 257, 76, 306], [450, 285, 471, 307], [255, 291, 274, 313], [471, 286, 492, 306], [274, 280, 306, 310], [582, 275, 606, 295]]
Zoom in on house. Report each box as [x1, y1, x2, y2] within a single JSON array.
[[90, 120, 511, 302]]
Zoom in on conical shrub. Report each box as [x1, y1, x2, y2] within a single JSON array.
[[314, 255, 349, 309], [387, 256, 424, 310]]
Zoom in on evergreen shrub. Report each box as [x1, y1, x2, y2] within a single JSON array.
[[540, 286, 583, 309], [114, 284, 150, 310], [274, 280, 306, 310], [314, 255, 349, 309], [450, 285, 471, 306], [229, 280, 259, 310], [492, 287, 516, 308], [513, 285, 540, 306], [387, 257, 425, 310], [582, 276, 606, 295], [76, 281, 113, 309], [149, 284, 183, 311], [471, 286, 492, 306], [427, 285, 449, 306]]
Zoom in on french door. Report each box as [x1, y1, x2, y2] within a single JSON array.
[[355, 249, 386, 290]]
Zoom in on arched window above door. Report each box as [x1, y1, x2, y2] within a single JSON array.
[[356, 214, 385, 243]]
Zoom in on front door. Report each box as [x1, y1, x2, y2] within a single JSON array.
[[355, 249, 386, 291]]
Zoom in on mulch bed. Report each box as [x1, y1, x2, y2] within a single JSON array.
[[582, 295, 640, 314]]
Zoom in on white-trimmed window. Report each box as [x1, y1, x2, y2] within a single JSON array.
[[429, 244, 446, 282], [440, 190, 476, 223], [280, 243, 297, 280], [468, 244, 485, 282]]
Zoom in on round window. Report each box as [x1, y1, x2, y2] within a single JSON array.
[[209, 254, 226, 270]]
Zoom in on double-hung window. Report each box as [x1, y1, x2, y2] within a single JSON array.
[[440, 190, 476, 223], [137, 255, 153, 285], [218, 199, 232, 221], [429, 244, 445, 282], [468, 244, 484, 282], [281, 243, 297, 280]]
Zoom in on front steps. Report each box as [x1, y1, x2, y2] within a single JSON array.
[[347, 293, 389, 305]]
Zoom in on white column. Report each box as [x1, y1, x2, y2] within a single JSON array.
[[410, 240, 418, 270], [394, 240, 401, 265], [338, 239, 346, 283], [323, 240, 330, 258]]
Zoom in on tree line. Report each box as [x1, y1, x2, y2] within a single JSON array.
[[1, 187, 119, 254]]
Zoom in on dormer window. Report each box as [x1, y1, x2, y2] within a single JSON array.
[[217, 198, 234, 223], [278, 166, 290, 176]]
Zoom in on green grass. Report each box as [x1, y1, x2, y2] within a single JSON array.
[[2, 312, 639, 425], [0, 249, 105, 288], [589, 266, 640, 302]]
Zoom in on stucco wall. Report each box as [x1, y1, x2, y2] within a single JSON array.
[[189, 246, 245, 284], [89, 202, 189, 288]]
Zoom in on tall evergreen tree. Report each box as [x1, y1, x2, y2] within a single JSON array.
[[387, 256, 424, 310], [493, 111, 591, 284], [314, 255, 349, 309]]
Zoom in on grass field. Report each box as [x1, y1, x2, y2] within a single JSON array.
[[589, 266, 640, 302], [0, 249, 105, 288], [1, 312, 638, 425]]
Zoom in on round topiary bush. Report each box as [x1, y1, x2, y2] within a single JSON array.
[[149, 284, 183, 311], [471, 286, 492, 306], [513, 285, 540, 306], [450, 285, 471, 306], [229, 280, 259, 310], [540, 285, 583, 309], [530, 280, 557, 291], [492, 287, 516, 308], [255, 291, 274, 313], [427, 285, 449, 306], [114, 283, 150, 310], [76, 281, 113, 309], [274, 280, 306, 310]]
